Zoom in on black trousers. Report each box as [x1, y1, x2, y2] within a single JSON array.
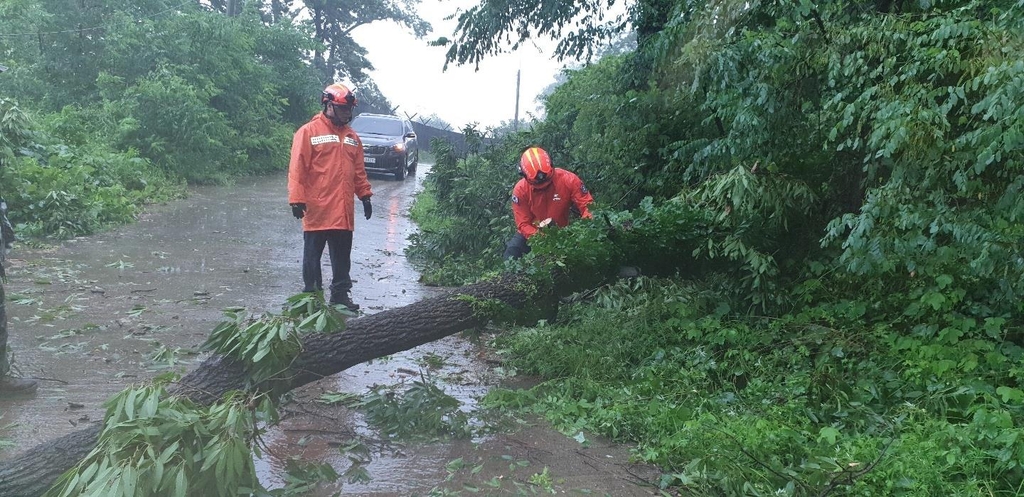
[[503, 233, 531, 260], [302, 229, 353, 299]]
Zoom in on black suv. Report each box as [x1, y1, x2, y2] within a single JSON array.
[[351, 113, 418, 180]]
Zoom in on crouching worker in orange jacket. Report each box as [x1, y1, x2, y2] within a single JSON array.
[[288, 83, 373, 311], [503, 146, 594, 260]]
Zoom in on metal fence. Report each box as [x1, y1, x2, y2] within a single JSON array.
[[411, 121, 472, 155]]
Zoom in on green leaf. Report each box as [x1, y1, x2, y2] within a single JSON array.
[[921, 292, 947, 310], [996, 386, 1024, 403], [818, 427, 840, 445], [446, 458, 465, 472], [174, 469, 187, 496]]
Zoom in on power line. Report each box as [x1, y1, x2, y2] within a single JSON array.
[[0, 0, 198, 39]]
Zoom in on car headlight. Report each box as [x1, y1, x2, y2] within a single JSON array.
[[391, 143, 405, 152]]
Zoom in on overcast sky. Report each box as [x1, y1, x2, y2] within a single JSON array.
[[350, 0, 568, 130]]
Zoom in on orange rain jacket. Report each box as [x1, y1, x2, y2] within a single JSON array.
[[511, 168, 593, 238], [288, 113, 373, 232]]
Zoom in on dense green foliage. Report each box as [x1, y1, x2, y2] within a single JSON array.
[[0, 0, 421, 239], [0, 98, 185, 240], [487, 277, 1023, 494], [412, 0, 1024, 493], [2, 1, 311, 184], [407, 139, 525, 284]]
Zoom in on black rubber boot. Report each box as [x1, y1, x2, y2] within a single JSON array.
[[0, 377, 38, 395], [330, 293, 360, 312]]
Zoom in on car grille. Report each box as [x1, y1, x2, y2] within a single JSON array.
[[363, 145, 388, 155]]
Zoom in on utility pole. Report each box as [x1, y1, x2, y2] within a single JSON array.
[[513, 69, 521, 132]]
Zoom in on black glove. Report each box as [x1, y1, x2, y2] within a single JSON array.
[[290, 203, 306, 219], [361, 197, 372, 220]]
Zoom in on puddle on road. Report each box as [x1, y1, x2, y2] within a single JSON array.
[[254, 332, 502, 496]]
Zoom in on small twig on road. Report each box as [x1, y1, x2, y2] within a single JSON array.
[[33, 376, 69, 384], [282, 428, 354, 437], [574, 447, 660, 489]]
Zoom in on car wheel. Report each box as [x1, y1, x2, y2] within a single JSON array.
[[394, 156, 407, 180]]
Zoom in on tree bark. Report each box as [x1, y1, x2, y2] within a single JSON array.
[[0, 274, 532, 497]]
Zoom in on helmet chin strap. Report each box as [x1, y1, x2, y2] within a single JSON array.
[[323, 104, 351, 127], [327, 113, 349, 127]]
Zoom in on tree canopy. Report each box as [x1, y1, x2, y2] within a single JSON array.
[[297, 0, 431, 81], [439, 0, 632, 69]]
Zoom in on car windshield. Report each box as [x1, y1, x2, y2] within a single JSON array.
[[352, 116, 403, 136]]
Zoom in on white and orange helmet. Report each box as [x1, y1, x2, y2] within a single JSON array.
[[321, 83, 357, 108]]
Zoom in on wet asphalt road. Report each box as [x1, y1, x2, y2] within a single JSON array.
[[0, 166, 458, 487]]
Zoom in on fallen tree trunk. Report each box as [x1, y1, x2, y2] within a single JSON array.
[[0, 274, 532, 497]]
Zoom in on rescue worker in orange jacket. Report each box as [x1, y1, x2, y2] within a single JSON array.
[[504, 146, 594, 259], [288, 83, 373, 311]]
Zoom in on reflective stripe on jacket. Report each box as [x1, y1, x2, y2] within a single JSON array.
[[511, 168, 593, 238], [288, 113, 373, 231]]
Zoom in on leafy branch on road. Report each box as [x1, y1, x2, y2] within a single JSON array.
[[202, 292, 352, 385]]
